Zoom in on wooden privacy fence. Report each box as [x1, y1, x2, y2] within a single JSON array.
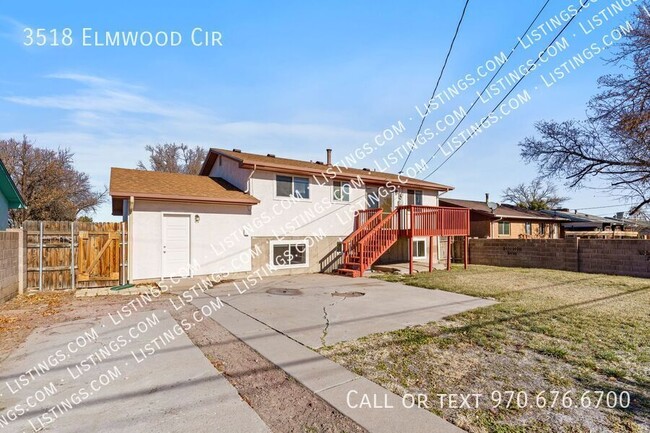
[[24, 221, 128, 291]]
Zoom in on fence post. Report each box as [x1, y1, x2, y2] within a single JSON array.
[[38, 221, 43, 291], [18, 227, 24, 295], [71, 222, 75, 290], [121, 222, 126, 285]]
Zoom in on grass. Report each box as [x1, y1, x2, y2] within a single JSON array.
[[319, 265, 650, 433]]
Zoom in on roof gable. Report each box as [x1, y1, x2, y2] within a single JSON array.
[[0, 158, 26, 209]]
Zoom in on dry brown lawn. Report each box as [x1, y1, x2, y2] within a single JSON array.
[[319, 265, 650, 433]]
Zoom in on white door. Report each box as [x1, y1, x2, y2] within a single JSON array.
[[162, 214, 191, 278]]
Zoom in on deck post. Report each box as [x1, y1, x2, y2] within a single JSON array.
[[465, 209, 470, 270], [428, 235, 433, 272], [463, 236, 468, 269], [408, 236, 413, 275], [409, 206, 414, 275], [446, 236, 451, 271]]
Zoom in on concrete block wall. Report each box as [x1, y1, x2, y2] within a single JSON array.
[[470, 238, 650, 278], [578, 239, 650, 278], [0, 230, 20, 303]]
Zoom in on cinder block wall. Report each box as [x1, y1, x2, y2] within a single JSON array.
[[470, 238, 650, 278], [0, 230, 20, 303], [578, 239, 650, 278]]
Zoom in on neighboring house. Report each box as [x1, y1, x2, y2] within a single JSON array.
[[540, 209, 631, 237], [110, 148, 467, 281], [0, 158, 26, 230], [439, 198, 565, 239]]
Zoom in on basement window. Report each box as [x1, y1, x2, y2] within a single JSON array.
[[270, 240, 309, 268], [498, 221, 511, 236], [413, 239, 427, 259]]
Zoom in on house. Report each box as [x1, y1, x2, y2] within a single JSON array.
[[0, 158, 26, 230], [539, 209, 632, 238], [109, 148, 470, 281], [439, 197, 565, 239]]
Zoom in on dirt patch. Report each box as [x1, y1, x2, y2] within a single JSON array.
[[171, 303, 367, 433], [0, 292, 366, 433]]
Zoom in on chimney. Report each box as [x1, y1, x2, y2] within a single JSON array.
[[485, 193, 489, 204], [326, 148, 332, 165]]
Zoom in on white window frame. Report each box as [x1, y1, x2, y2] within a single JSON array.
[[525, 222, 532, 235], [274, 174, 311, 200], [269, 240, 310, 269], [412, 238, 427, 260], [407, 189, 423, 206], [498, 221, 511, 236], [332, 180, 351, 202]]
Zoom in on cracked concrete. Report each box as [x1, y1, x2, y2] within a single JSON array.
[[205, 273, 495, 348], [320, 305, 330, 347]]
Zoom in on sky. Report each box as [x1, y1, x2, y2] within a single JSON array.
[[0, 0, 641, 221]]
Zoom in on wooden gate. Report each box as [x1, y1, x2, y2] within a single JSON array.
[[77, 229, 120, 282], [24, 221, 127, 291]]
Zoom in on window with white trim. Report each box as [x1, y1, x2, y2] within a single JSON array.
[[276, 175, 310, 199], [413, 239, 426, 259], [498, 221, 511, 236], [333, 180, 350, 202], [525, 222, 532, 235], [407, 189, 423, 205], [270, 240, 309, 268]]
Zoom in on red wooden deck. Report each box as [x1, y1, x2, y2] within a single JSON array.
[[338, 206, 470, 277]]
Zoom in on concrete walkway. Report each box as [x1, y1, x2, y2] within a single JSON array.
[[0, 310, 269, 433], [192, 275, 483, 433]]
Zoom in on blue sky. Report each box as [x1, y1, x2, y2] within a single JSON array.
[[0, 0, 640, 220]]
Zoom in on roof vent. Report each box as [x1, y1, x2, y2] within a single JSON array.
[[315, 161, 324, 165], [232, 148, 241, 153], [267, 153, 275, 158], [362, 168, 371, 171]]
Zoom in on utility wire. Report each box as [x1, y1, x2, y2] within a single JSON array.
[[421, 0, 590, 181], [421, 0, 551, 167], [399, 0, 471, 173]]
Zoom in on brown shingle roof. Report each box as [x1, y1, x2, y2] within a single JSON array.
[[440, 198, 567, 221], [110, 168, 259, 212], [201, 148, 453, 192]]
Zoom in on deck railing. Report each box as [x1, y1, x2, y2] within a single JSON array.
[[397, 205, 469, 237]]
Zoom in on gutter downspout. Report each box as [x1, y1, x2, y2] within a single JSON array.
[[244, 163, 257, 194]]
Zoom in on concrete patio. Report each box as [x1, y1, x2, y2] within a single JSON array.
[[205, 274, 495, 348]]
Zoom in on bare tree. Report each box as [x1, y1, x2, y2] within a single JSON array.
[[502, 178, 568, 210], [0, 136, 106, 226], [519, 2, 650, 214], [137, 143, 207, 174]]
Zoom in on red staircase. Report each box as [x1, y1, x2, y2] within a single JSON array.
[[337, 209, 399, 277], [337, 205, 471, 277]]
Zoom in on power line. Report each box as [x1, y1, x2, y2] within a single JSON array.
[[421, 0, 590, 181], [421, 0, 551, 167], [575, 204, 632, 211], [399, 0, 471, 173]]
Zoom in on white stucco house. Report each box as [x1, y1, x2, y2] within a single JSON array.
[[0, 158, 26, 230], [109, 148, 465, 282]]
